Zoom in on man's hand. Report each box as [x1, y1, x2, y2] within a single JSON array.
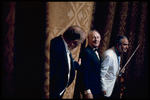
[[78, 58, 81, 66], [84, 93, 93, 99], [102, 91, 106, 95], [122, 68, 125, 73]]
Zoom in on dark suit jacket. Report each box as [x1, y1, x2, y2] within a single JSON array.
[[76, 45, 102, 98], [49, 35, 80, 98]]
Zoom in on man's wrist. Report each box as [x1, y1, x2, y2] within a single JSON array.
[[84, 89, 91, 94]]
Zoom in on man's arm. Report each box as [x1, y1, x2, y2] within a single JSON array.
[[72, 59, 80, 70], [79, 50, 93, 99], [49, 39, 62, 98], [50, 39, 60, 79], [100, 52, 111, 94]]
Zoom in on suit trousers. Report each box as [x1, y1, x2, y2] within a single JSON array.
[[110, 80, 120, 98]]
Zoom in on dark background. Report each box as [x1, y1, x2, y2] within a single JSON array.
[[2, 2, 46, 98]]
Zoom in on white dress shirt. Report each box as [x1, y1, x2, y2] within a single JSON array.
[[95, 50, 100, 60], [59, 36, 71, 96]]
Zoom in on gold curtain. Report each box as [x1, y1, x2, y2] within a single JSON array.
[[44, 2, 94, 99]]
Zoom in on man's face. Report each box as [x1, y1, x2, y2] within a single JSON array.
[[89, 31, 101, 48], [118, 38, 129, 53]]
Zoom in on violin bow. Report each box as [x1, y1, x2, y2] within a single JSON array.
[[119, 44, 140, 76]]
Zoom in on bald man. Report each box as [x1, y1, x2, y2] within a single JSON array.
[[49, 25, 86, 98], [76, 30, 102, 99]]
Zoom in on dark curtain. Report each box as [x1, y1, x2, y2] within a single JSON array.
[[2, 2, 15, 98], [2, 2, 46, 98], [13, 2, 46, 98], [91, 2, 148, 98]]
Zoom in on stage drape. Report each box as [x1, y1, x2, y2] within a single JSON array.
[[2, 2, 15, 98], [3, 2, 46, 98], [45, 2, 94, 98], [91, 2, 148, 98], [3, 2, 147, 99]]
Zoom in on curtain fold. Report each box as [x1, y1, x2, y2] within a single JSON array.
[[3, 2, 16, 97], [99, 2, 117, 54]]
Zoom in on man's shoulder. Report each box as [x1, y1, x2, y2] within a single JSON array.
[[84, 46, 93, 53], [50, 35, 63, 46], [50, 35, 65, 52], [51, 35, 62, 42], [105, 48, 114, 53], [102, 47, 115, 57], [80, 46, 92, 57]]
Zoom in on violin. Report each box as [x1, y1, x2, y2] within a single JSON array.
[[118, 44, 140, 98]]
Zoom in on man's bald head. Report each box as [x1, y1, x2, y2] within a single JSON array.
[[63, 25, 86, 50]]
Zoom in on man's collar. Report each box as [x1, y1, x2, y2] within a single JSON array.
[[93, 48, 99, 51], [61, 35, 70, 53], [114, 46, 120, 56], [88, 44, 99, 51]]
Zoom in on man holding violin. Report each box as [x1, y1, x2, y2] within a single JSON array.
[[100, 35, 129, 98]]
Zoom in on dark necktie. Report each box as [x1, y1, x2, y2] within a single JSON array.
[[93, 48, 99, 51]]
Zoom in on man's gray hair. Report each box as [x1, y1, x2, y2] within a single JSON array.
[[115, 35, 128, 45]]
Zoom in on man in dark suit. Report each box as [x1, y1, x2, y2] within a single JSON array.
[[76, 30, 102, 99], [49, 25, 86, 99]]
